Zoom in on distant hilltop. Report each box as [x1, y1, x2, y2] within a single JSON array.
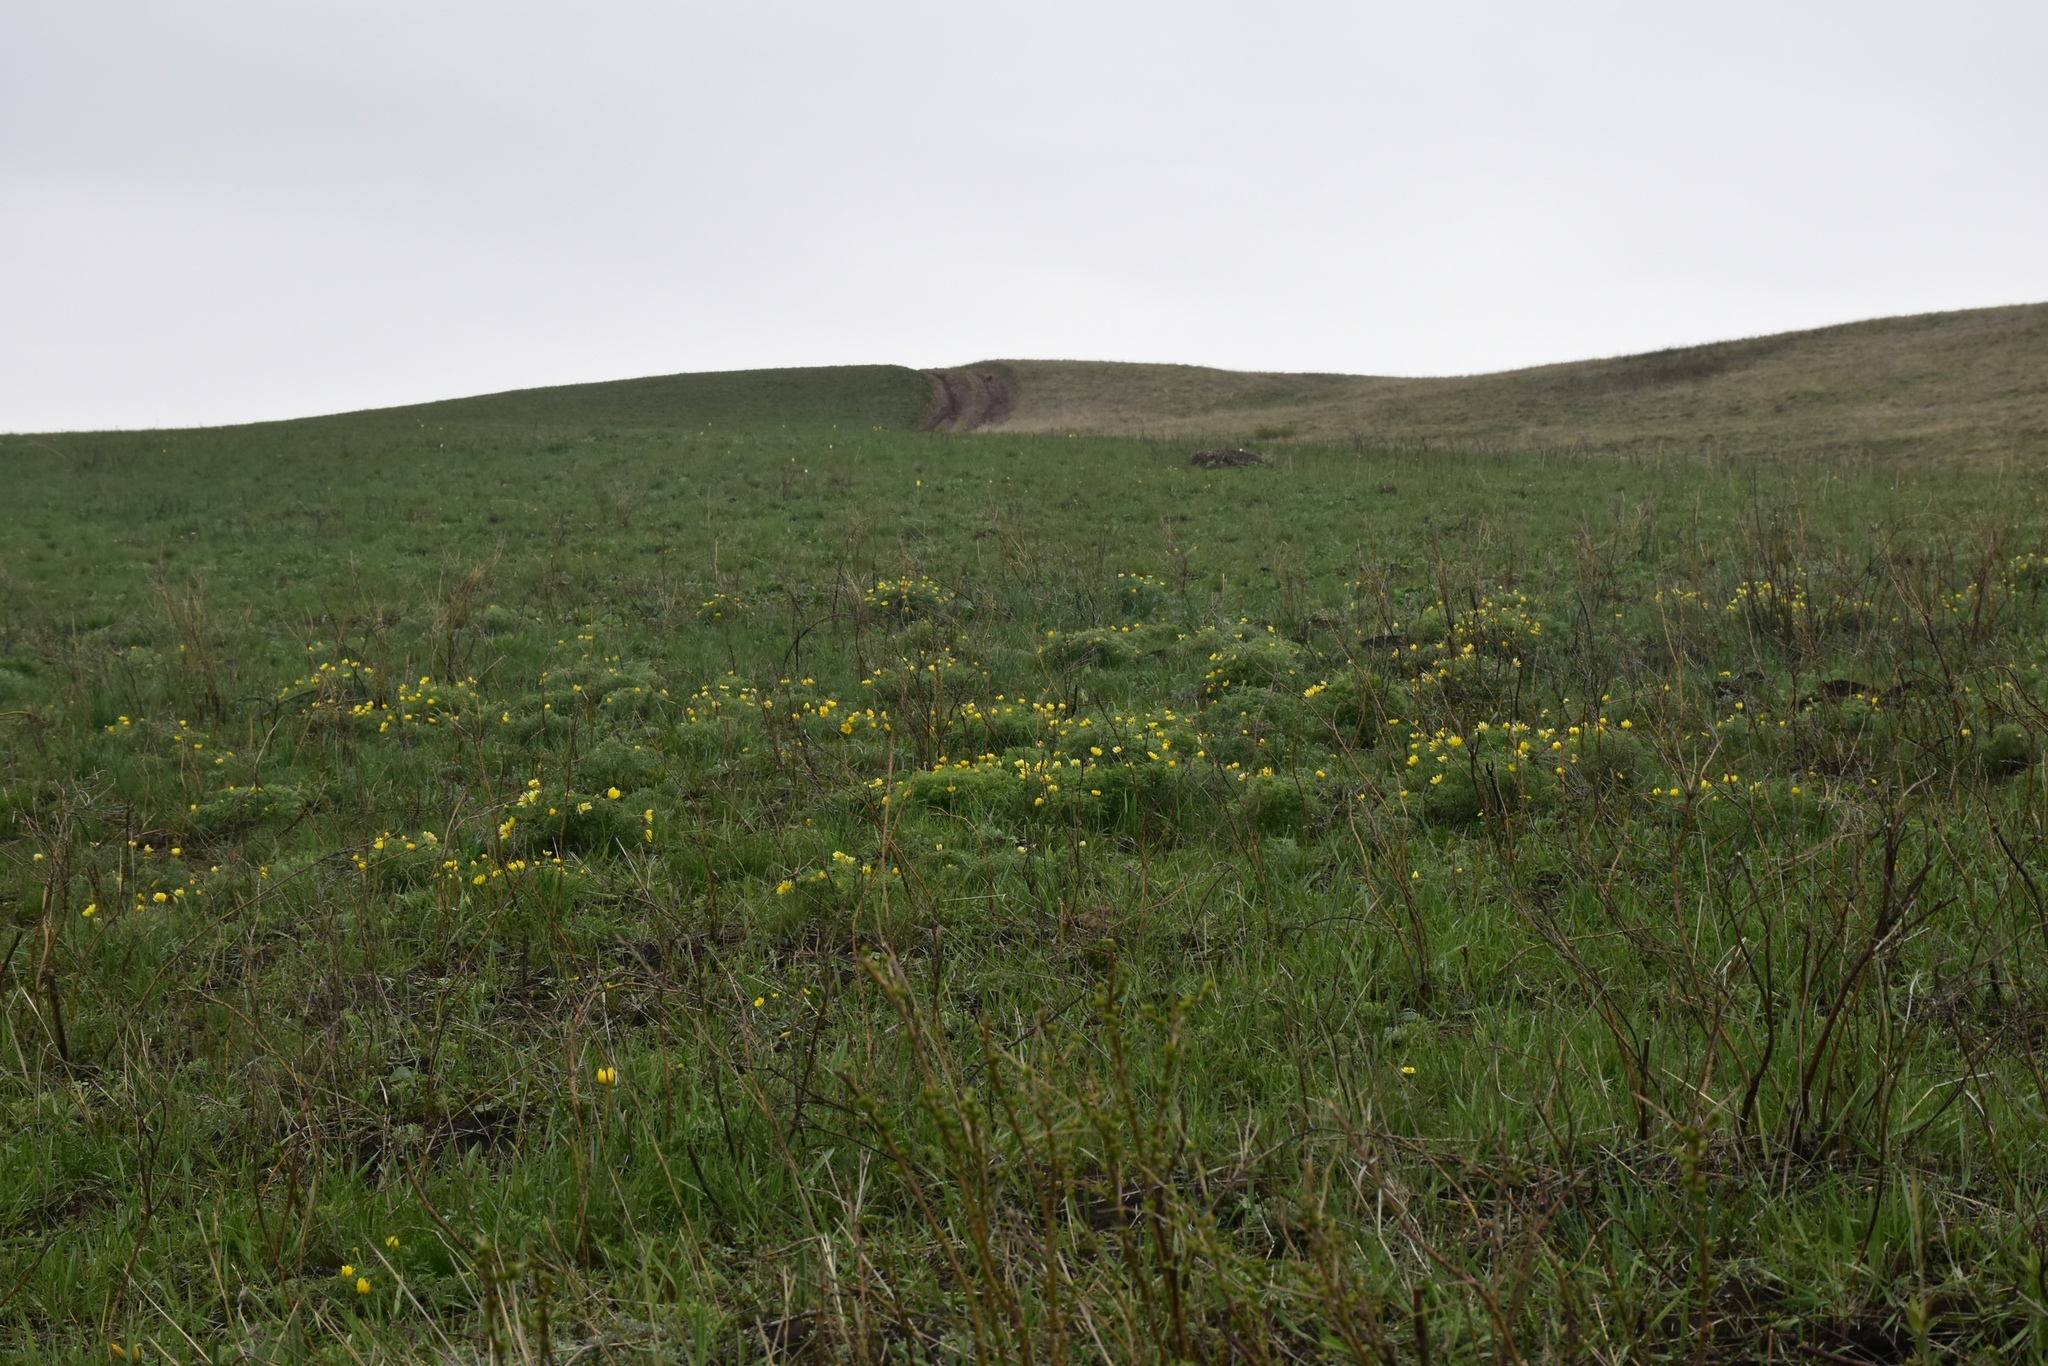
[[930, 303, 2048, 464], [20, 303, 2045, 466]]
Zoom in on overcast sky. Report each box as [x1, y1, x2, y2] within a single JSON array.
[[3, 2, 2043, 432]]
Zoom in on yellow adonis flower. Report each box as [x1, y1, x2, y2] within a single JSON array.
[[595, 1066, 617, 1086], [357, 1277, 372, 1295]]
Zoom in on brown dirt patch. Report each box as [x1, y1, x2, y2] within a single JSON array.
[[919, 368, 1016, 432]]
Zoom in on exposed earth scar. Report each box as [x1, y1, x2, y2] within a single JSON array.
[[918, 367, 1015, 432]]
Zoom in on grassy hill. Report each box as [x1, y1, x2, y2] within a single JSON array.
[[959, 302, 2048, 463], [2, 363, 933, 444], [19, 304, 2043, 468], [369, 363, 933, 436], [11, 317, 2048, 1359]]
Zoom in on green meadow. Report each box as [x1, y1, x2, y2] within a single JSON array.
[[7, 365, 2048, 1361]]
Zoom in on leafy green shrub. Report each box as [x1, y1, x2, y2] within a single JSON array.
[[697, 592, 749, 624], [1301, 672, 1407, 749], [1108, 572, 1171, 621], [1684, 780, 1830, 847], [502, 700, 573, 742], [1043, 623, 1180, 670], [591, 664, 665, 718], [1241, 773, 1308, 833], [1833, 695, 1895, 739], [1042, 626, 1120, 669], [1196, 631, 1307, 699], [670, 829, 781, 886], [905, 765, 1031, 821], [547, 796, 639, 856], [756, 878, 850, 949], [1568, 729, 1649, 794], [1417, 766, 1482, 826], [1800, 694, 1897, 772], [1206, 687, 1310, 745], [864, 576, 961, 624], [1409, 592, 1554, 657], [952, 698, 1041, 752], [907, 746, 1212, 837], [1981, 723, 2033, 777], [0, 649, 48, 707], [188, 785, 301, 838], [579, 738, 664, 793], [866, 651, 977, 713], [1085, 759, 1211, 836]]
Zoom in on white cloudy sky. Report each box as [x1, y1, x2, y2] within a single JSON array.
[[3, 1, 2043, 431]]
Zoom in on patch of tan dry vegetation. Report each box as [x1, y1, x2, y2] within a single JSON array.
[[963, 302, 2048, 464]]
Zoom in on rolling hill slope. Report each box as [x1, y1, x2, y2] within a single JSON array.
[[374, 362, 932, 435], [13, 305, 2042, 467], [938, 303, 2048, 463], [0, 364, 934, 442]]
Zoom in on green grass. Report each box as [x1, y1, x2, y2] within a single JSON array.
[[374, 364, 932, 436], [7, 367, 2048, 1361]]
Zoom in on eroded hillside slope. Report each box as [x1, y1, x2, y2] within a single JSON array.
[[945, 303, 2048, 462]]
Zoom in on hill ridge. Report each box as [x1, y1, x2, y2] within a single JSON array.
[[932, 302, 2048, 462], [13, 303, 2044, 466]]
